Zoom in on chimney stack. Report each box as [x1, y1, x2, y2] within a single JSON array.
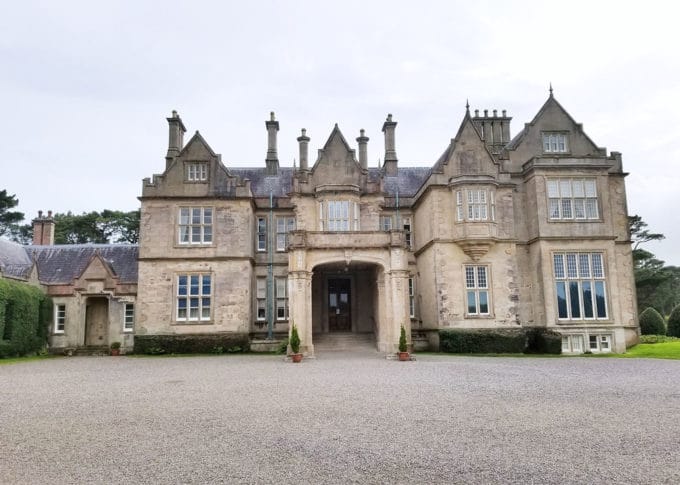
[[381, 114, 398, 176], [297, 128, 310, 171], [166, 110, 186, 168], [356, 129, 369, 170], [32, 210, 55, 246], [265, 111, 279, 175]]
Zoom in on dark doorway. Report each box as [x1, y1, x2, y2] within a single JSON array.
[[328, 278, 351, 332], [85, 297, 108, 346]]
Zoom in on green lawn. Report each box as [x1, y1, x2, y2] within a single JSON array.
[[0, 355, 55, 366], [621, 341, 680, 360]]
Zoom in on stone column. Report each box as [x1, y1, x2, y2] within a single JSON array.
[[387, 269, 411, 353], [288, 269, 314, 356]]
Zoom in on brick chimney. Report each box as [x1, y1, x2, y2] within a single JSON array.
[[297, 128, 310, 171], [265, 111, 279, 175], [166, 110, 186, 168], [381, 114, 398, 176], [32, 210, 55, 245], [356, 129, 369, 170]]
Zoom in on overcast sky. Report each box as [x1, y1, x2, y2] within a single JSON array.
[[1, 0, 678, 264]]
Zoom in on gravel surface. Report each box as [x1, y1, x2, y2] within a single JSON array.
[[1, 352, 679, 484]]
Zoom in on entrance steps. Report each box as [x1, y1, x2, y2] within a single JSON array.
[[72, 346, 110, 356], [312, 332, 376, 353]]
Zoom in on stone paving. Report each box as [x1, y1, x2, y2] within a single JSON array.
[[1, 353, 679, 484]]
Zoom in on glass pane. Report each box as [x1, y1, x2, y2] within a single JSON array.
[[549, 199, 560, 219], [257, 279, 266, 298], [584, 179, 597, 197], [572, 180, 585, 197], [203, 208, 212, 223], [178, 298, 187, 309], [479, 291, 489, 314], [190, 276, 199, 295], [573, 335, 582, 352], [258, 218, 266, 233], [543, 135, 550, 152], [579, 254, 590, 278], [477, 267, 487, 288], [586, 199, 598, 219], [562, 337, 570, 352], [456, 191, 463, 205], [467, 291, 477, 314], [582, 281, 593, 318], [178, 308, 187, 319], [276, 278, 286, 296], [192, 208, 201, 224], [574, 199, 585, 219], [553, 254, 565, 279], [559, 179, 572, 197], [179, 226, 189, 243], [556, 282, 568, 318], [566, 254, 578, 278], [178, 276, 187, 295], [202, 275, 211, 294], [287, 218, 295, 231], [600, 336, 610, 349], [595, 281, 607, 318], [180, 208, 190, 224], [591, 254, 604, 278], [561, 199, 573, 218], [203, 227, 212, 243], [589, 335, 598, 349], [569, 281, 581, 318], [190, 297, 199, 308], [277, 234, 286, 250], [191, 226, 201, 242], [465, 267, 475, 288]]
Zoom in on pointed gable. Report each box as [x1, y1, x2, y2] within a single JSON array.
[[506, 94, 606, 160], [309, 124, 363, 186], [433, 111, 499, 178], [179, 131, 217, 160]]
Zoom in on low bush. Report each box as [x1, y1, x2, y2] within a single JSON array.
[[639, 335, 680, 344], [439, 328, 527, 354], [668, 305, 680, 338], [639, 307, 666, 335], [0, 279, 51, 358], [134, 333, 250, 355]]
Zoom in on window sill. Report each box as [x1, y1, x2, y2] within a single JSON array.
[[547, 219, 602, 223], [556, 320, 611, 325], [464, 314, 494, 319], [175, 243, 216, 249], [172, 321, 214, 325]]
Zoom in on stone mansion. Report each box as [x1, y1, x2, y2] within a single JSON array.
[[0, 91, 639, 355]]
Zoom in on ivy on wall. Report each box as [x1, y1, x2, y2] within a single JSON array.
[[0, 278, 51, 358]]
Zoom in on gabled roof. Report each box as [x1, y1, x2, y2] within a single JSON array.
[[432, 108, 496, 173], [179, 130, 218, 158], [377, 167, 432, 197], [505, 93, 601, 152], [25, 245, 138, 284], [230, 167, 294, 197], [310, 124, 362, 172]]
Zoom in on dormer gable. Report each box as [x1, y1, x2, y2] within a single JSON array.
[[432, 110, 499, 179], [309, 124, 364, 188], [73, 252, 119, 292], [506, 93, 606, 162]]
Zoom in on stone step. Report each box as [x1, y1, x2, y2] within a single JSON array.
[[313, 333, 376, 352], [73, 346, 110, 356]]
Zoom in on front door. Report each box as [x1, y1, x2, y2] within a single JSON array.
[[328, 278, 351, 332], [85, 297, 108, 346]]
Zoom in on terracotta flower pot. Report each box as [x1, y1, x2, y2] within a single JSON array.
[[398, 351, 410, 361], [110, 349, 120, 356], [291, 353, 303, 363]]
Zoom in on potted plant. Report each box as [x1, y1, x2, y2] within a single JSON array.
[[110, 341, 121, 356], [398, 325, 410, 361], [289, 324, 302, 363]]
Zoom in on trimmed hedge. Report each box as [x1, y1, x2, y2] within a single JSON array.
[[439, 328, 562, 354], [134, 333, 250, 355], [639, 307, 666, 335], [439, 328, 528, 354], [668, 305, 680, 338], [525, 328, 563, 354], [0, 278, 51, 358]]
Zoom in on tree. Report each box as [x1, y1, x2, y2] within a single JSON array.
[[668, 305, 680, 338], [0, 190, 24, 237], [638, 307, 666, 335], [52, 209, 140, 244], [628, 215, 671, 313], [629, 215, 665, 250]]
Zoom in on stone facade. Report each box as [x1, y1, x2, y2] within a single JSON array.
[[136, 92, 638, 355]]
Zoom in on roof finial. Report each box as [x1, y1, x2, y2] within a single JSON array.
[[549, 82, 554, 97], [465, 99, 470, 112]]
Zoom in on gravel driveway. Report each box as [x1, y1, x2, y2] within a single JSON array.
[[1, 353, 679, 484]]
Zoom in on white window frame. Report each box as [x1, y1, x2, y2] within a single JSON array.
[[275, 277, 288, 321], [123, 303, 134, 332], [54, 304, 66, 334], [408, 277, 415, 318], [588, 334, 612, 353], [257, 217, 267, 252], [176, 273, 212, 322], [256, 277, 267, 321], [464, 265, 490, 316], [402, 216, 412, 249], [380, 215, 393, 231], [186, 162, 208, 181], [561, 334, 584, 354], [178, 207, 213, 245], [547, 178, 599, 220], [321, 201, 360, 231], [276, 216, 296, 252], [553, 252, 608, 321], [455, 189, 495, 222], [542, 132, 569, 153]]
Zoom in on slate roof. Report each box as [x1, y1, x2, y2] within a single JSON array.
[[25, 245, 139, 284], [374, 167, 431, 197], [0, 239, 33, 279], [230, 167, 294, 197]]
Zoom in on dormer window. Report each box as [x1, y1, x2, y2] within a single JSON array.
[[542, 133, 569, 153], [186, 162, 208, 181]]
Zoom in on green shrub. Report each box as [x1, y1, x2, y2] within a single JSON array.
[[277, 338, 289, 354], [289, 324, 301, 354], [668, 305, 680, 338], [133, 334, 250, 355], [639, 307, 666, 335], [439, 328, 527, 354], [0, 279, 51, 358], [398, 325, 408, 352], [525, 328, 563, 354], [639, 334, 680, 344]]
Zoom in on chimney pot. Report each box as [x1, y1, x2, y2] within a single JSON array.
[[297, 126, 310, 171], [474, 109, 479, 117], [493, 109, 497, 117], [502, 109, 507, 117], [356, 128, 369, 170], [47, 210, 52, 218], [38, 210, 43, 218], [270, 111, 275, 121], [484, 109, 488, 117]]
